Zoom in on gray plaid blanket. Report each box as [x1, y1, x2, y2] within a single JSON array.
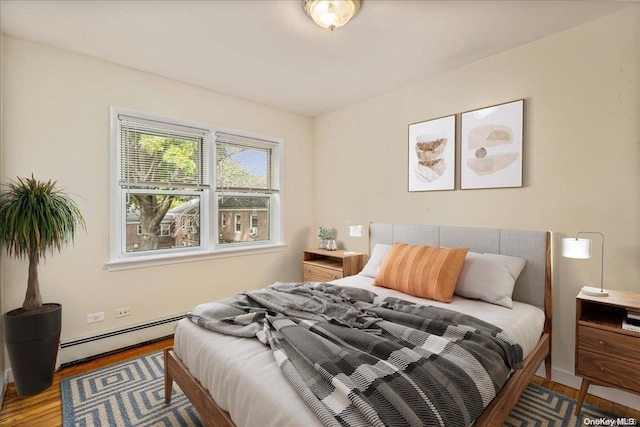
[[188, 282, 523, 427]]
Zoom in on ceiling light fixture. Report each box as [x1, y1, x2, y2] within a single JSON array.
[[304, 0, 361, 32]]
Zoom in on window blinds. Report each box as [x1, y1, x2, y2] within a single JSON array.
[[215, 132, 279, 192], [118, 115, 210, 189]]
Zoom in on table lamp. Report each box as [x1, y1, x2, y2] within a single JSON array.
[[561, 231, 608, 297]]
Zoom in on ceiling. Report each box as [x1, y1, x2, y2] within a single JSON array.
[[0, 0, 635, 117]]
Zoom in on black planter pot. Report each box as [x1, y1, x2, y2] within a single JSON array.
[[3, 303, 62, 396]]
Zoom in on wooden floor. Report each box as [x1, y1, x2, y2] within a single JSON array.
[[1, 337, 638, 426], [0, 337, 173, 427]]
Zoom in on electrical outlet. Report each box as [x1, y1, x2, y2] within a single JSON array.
[[114, 307, 130, 318], [87, 312, 105, 323]]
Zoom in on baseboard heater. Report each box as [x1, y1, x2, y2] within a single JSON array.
[[59, 313, 186, 368]]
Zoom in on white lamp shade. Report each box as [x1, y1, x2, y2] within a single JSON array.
[[562, 238, 591, 259]]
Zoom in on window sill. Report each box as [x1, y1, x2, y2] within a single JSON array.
[[105, 243, 287, 271]]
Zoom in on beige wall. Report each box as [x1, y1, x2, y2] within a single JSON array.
[[0, 31, 4, 396], [1, 5, 639, 408], [0, 35, 314, 362], [313, 7, 639, 407]]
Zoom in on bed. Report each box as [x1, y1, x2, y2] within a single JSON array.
[[164, 223, 553, 427]]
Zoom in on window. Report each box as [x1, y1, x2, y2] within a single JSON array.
[[109, 107, 283, 269], [250, 215, 259, 237], [216, 132, 279, 246], [159, 224, 171, 237]]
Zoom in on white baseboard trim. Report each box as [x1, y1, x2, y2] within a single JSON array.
[[57, 313, 183, 367], [536, 364, 640, 409]]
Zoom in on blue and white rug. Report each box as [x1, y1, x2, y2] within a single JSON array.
[[505, 382, 622, 427], [61, 351, 203, 426], [61, 350, 624, 427]]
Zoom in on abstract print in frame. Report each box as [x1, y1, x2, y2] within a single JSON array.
[[461, 99, 524, 189], [408, 114, 456, 192]]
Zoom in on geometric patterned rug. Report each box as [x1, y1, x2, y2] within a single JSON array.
[[61, 351, 623, 427], [504, 382, 621, 427], [61, 351, 203, 426]]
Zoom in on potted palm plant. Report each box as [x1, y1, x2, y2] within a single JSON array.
[[0, 176, 85, 396]]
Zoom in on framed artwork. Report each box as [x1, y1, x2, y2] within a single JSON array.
[[460, 99, 524, 189], [408, 114, 456, 192]]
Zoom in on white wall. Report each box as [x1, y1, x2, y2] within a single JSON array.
[[0, 35, 315, 363], [313, 7, 640, 408]]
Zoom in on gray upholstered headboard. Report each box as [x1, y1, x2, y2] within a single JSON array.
[[369, 223, 551, 309]]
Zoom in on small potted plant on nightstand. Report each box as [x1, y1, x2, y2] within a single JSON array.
[[0, 175, 86, 396], [317, 226, 337, 251]]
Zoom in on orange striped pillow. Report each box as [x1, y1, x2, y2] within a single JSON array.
[[374, 243, 469, 302]]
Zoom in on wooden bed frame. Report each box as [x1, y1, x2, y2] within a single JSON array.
[[165, 224, 553, 427]]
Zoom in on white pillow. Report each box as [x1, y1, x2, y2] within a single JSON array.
[[454, 252, 526, 309], [359, 244, 392, 278]]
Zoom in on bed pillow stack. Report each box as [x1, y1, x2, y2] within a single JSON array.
[[373, 243, 468, 303], [362, 243, 526, 308]]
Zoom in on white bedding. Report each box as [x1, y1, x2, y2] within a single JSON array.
[[173, 275, 545, 427]]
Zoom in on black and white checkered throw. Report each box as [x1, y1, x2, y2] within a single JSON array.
[[188, 283, 523, 427]]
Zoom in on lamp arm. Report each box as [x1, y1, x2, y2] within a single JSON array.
[[575, 231, 604, 291]]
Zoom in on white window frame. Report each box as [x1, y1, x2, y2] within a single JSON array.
[[108, 106, 285, 270], [159, 224, 171, 237]]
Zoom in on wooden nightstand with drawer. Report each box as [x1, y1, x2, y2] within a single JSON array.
[[575, 289, 640, 415], [302, 249, 366, 282]]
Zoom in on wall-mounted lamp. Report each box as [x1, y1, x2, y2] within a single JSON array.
[[349, 224, 363, 238], [304, 0, 361, 31], [562, 231, 608, 297]]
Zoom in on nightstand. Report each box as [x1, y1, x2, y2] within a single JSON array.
[[302, 249, 366, 282], [575, 289, 640, 415]]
